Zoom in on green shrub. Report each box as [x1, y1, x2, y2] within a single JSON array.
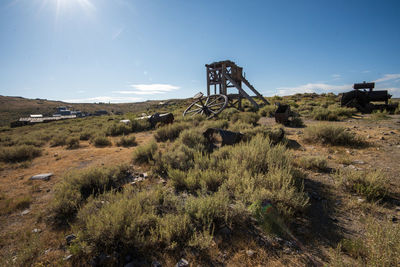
[[296, 156, 327, 172], [92, 135, 112, 147], [132, 141, 157, 164], [220, 108, 240, 120], [154, 123, 187, 142], [258, 105, 276, 117], [303, 124, 366, 147], [231, 112, 260, 125], [289, 116, 305, 127], [131, 119, 152, 132], [330, 218, 400, 267], [50, 165, 130, 224], [66, 137, 80, 149], [50, 135, 67, 147], [177, 129, 207, 151], [334, 169, 389, 201], [73, 187, 192, 256], [153, 143, 196, 175], [116, 135, 137, 147], [312, 106, 355, 121], [0, 145, 42, 162], [106, 123, 132, 136], [79, 130, 93, 140]]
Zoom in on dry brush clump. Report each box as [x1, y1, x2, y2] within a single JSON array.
[[154, 122, 188, 142], [49, 165, 130, 225], [116, 135, 137, 147], [91, 135, 112, 147], [334, 169, 389, 201], [132, 140, 157, 164], [295, 156, 328, 172], [303, 124, 367, 147], [330, 218, 400, 267], [0, 145, 42, 162], [311, 106, 356, 121]]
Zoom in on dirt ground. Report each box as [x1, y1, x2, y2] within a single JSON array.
[[1, 115, 399, 266]]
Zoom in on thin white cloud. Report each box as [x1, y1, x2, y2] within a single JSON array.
[[276, 83, 352, 96], [131, 83, 179, 92], [113, 83, 180, 95], [332, 74, 341, 78], [63, 96, 143, 103], [374, 74, 400, 83]]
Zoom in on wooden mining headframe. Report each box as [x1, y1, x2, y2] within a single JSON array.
[[205, 60, 269, 110]]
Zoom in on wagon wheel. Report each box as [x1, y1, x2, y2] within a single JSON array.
[[183, 93, 228, 119]]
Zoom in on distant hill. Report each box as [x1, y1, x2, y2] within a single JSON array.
[[0, 95, 187, 126]]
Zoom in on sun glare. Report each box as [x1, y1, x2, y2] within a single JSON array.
[[41, 0, 95, 18]]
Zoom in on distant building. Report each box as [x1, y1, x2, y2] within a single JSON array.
[[30, 114, 43, 118]]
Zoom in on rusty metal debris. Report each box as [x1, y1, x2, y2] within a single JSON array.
[[203, 128, 244, 148], [341, 81, 398, 113], [274, 103, 300, 126], [136, 112, 174, 126]]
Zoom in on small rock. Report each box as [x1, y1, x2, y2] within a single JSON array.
[[66, 234, 76, 245], [246, 249, 255, 257], [381, 136, 385, 140], [367, 135, 371, 139], [21, 209, 30, 215], [64, 255, 73, 261], [353, 160, 365, 164], [395, 207, 400, 212], [32, 228, 41, 233], [30, 173, 53, 181], [143, 172, 148, 178], [54, 153, 58, 157], [357, 198, 365, 203], [175, 258, 189, 267], [327, 155, 332, 159], [44, 248, 52, 254]]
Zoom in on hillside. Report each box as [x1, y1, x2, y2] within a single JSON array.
[[0, 93, 400, 266], [0, 95, 188, 127]]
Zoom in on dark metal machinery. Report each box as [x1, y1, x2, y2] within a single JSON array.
[[341, 81, 397, 113]]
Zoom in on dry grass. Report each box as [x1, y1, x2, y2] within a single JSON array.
[[0, 145, 42, 162], [334, 169, 389, 201], [303, 124, 367, 147]]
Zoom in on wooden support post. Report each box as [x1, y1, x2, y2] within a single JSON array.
[[206, 67, 210, 96]]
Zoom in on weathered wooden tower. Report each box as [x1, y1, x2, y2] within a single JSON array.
[[205, 60, 269, 110]]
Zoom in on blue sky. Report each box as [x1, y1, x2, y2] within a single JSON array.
[[0, 0, 399, 103]]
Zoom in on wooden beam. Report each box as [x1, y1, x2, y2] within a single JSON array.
[[241, 75, 270, 105], [225, 74, 259, 109]]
